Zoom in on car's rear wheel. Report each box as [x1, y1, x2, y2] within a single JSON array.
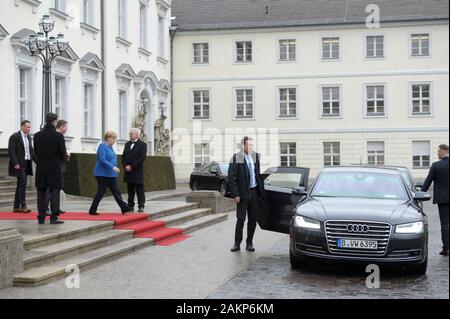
[[290, 250, 307, 269], [409, 257, 428, 275], [219, 181, 227, 195], [192, 180, 199, 191]]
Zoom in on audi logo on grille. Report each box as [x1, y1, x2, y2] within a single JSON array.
[[347, 224, 370, 233]]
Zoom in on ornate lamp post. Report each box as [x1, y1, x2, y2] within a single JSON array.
[[27, 14, 69, 127]]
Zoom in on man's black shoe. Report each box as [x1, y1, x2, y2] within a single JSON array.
[[138, 208, 145, 213], [89, 212, 100, 216], [439, 249, 449, 256], [230, 245, 241, 252], [58, 210, 66, 214], [38, 220, 45, 225], [50, 219, 64, 225], [246, 243, 255, 252]]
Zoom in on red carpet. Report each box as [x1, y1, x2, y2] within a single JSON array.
[[0, 212, 190, 246]]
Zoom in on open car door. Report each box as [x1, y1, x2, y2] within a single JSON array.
[[257, 167, 310, 234]]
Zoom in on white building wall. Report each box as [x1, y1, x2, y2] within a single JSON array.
[[0, 0, 172, 156], [171, 22, 449, 182]]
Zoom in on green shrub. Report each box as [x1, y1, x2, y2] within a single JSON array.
[[64, 153, 176, 198]]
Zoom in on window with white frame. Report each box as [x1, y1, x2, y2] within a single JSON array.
[[366, 35, 384, 58], [412, 141, 431, 168], [118, 0, 127, 39], [235, 88, 254, 119], [82, 0, 95, 25], [139, 1, 148, 49], [322, 37, 340, 60], [83, 83, 94, 137], [235, 41, 252, 63], [54, 0, 66, 12], [118, 91, 127, 139], [158, 14, 166, 58], [278, 87, 297, 118], [54, 77, 65, 118], [365, 85, 385, 116], [411, 83, 431, 115], [411, 33, 430, 56], [280, 143, 297, 167], [193, 43, 209, 64], [194, 143, 210, 168], [367, 142, 385, 165], [18, 68, 28, 124], [192, 90, 210, 119], [279, 39, 296, 61], [323, 142, 340, 166], [321, 86, 341, 117]]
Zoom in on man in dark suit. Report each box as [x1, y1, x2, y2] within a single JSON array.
[[122, 128, 147, 212], [421, 144, 449, 256], [8, 120, 36, 213], [228, 136, 265, 252], [33, 113, 67, 225]]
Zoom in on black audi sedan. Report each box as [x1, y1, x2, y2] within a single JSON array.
[[189, 162, 229, 195], [257, 166, 431, 274]]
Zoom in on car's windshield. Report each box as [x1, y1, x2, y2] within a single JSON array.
[[218, 163, 229, 175], [311, 171, 408, 200]]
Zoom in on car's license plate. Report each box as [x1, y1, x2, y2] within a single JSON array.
[[337, 239, 378, 250]]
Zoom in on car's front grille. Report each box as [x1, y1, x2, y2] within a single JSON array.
[[325, 220, 392, 257]]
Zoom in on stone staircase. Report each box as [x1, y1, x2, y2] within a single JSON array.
[[0, 177, 37, 208], [12, 201, 228, 287]]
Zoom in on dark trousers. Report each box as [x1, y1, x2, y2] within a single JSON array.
[[127, 183, 145, 209], [438, 203, 449, 250], [235, 188, 259, 245], [37, 188, 60, 221], [89, 177, 128, 213], [14, 168, 28, 209], [44, 164, 65, 211]]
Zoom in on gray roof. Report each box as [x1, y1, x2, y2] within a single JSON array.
[[172, 0, 449, 31]]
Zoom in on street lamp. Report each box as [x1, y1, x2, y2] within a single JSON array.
[[28, 14, 69, 127]]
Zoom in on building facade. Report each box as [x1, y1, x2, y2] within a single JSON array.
[[0, 0, 172, 156], [171, 0, 449, 182]]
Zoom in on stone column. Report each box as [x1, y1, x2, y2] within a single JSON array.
[[0, 228, 24, 289]]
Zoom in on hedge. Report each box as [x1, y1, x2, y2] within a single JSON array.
[[64, 153, 176, 198]]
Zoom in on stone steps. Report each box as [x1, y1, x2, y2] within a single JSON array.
[[23, 229, 135, 270], [12, 202, 228, 287], [14, 238, 154, 287], [0, 191, 36, 200]]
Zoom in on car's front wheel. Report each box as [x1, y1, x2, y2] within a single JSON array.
[[409, 257, 428, 275], [290, 250, 307, 269], [219, 181, 227, 195], [192, 180, 199, 191]]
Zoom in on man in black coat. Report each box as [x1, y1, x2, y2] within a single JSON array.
[[33, 113, 67, 225], [228, 136, 265, 252], [421, 144, 449, 256], [122, 128, 147, 212], [8, 120, 36, 213]]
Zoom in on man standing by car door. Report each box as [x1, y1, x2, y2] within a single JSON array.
[[421, 144, 449, 256], [122, 128, 147, 212], [228, 136, 265, 252]]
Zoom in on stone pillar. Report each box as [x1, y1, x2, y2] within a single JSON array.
[[0, 228, 24, 289], [186, 192, 236, 214], [0, 149, 9, 179]]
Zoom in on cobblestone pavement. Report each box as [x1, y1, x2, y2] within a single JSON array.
[[209, 201, 449, 299]]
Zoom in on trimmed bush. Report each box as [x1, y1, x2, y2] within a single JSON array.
[[64, 153, 176, 198]]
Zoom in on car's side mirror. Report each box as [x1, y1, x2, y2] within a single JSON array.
[[292, 186, 307, 195], [414, 191, 431, 202], [210, 168, 219, 175]]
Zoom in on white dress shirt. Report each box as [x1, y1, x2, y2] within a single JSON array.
[[21, 131, 30, 161]]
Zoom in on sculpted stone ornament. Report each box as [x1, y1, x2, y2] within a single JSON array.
[[134, 110, 148, 145], [154, 114, 171, 156]]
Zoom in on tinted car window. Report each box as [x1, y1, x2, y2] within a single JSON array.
[[199, 164, 212, 173], [311, 172, 408, 200], [218, 163, 229, 175], [264, 173, 303, 189]]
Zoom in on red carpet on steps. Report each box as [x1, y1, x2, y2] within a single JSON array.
[[0, 212, 190, 246]]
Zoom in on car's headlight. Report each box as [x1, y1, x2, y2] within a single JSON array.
[[295, 216, 321, 230], [395, 222, 424, 234]]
